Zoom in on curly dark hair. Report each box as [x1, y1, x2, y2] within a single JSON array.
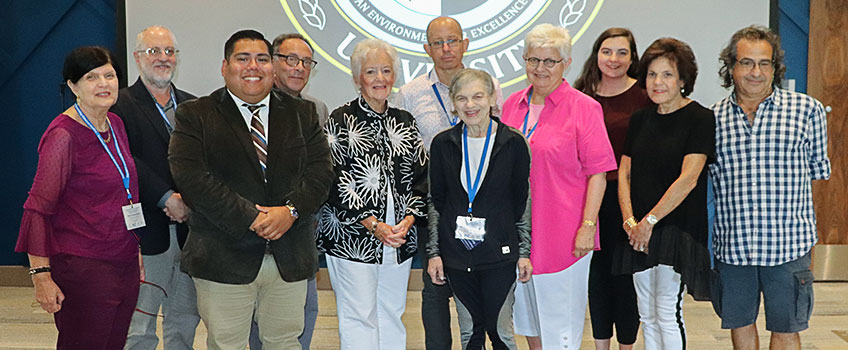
[[637, 38, 698, 97], [718, 25, 785, 88], [574, 28, 640, 97]]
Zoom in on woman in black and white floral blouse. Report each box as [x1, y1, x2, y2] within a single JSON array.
[[316, 38, 428, 349]]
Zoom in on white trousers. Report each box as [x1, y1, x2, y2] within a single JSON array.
[[125, 225, 200, 350], [327, 245, 412, 350], [632, 264, 686, 350], [194, 254, 306, 350], [513, 252, 592, 349]]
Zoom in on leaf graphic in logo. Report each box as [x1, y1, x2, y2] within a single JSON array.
[[299, 0, 326, 30], [560, 0, 586, 27]]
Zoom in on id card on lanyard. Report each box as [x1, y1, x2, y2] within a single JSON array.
[[74, 104, 146, 231], [455, 119, 493, 243]]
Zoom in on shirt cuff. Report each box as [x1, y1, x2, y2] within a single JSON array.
[[158, 190, 175, 208]]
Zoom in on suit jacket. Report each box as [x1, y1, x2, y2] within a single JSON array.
[[169, 87, 333, 284], [110, 78, 196, 255]]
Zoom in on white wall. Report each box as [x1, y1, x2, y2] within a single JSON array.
[[126, 0, 769, 109]]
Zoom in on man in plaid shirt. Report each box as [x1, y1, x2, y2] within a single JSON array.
[[709, 25, 830, 350]]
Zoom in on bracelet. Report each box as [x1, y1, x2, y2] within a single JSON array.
[[29, 266, 51, 276], [623, 217, 637, 229], [582, 219, 596, 227], [370, 219, 380, 233]]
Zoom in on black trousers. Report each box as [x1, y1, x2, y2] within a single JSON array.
[[445, 264, 516, 350], [421, 249, 455, 350], [588, 182, 640, 344]]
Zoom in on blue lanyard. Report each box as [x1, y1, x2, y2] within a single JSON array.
[[463, 118, 493, 214], [74, 104, 133, 202], [432, 84, 458, 126], [522, 90, 540, 139], [154, 89, 177, 130]]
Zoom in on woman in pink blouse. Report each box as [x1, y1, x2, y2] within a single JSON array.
[[502, 24, 617, 350], [16, 46, 142, 349]]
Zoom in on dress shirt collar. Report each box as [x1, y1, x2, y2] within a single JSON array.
[[427, 69, 444, 87], [729, 87, 780, 110], [519, 78, 570, 108], [227, 89, 271, 136]]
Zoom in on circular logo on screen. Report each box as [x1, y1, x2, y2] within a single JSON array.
[[280, 0, 604, 88]]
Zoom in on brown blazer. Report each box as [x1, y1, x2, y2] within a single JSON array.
[[169, 87, 332, 284]]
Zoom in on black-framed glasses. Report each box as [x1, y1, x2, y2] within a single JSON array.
[[428, 39, 461, 48], [274, 53, 318, 69], [137, 47, 179, 57], [736, 58, 774, 72], [524, 57, 564, 68]]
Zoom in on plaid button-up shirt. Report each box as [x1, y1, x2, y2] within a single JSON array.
[[709, 88, 830, 266]]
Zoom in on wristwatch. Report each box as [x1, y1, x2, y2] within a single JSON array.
[[285, 202, 299, 220], [645, 214, 658, 225]]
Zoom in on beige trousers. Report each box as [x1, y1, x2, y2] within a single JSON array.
[[194, 254, 306, 350]]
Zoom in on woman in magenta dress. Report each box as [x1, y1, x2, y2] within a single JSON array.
[[574, 28, 653, 350], [502, 23, 617, 350], [16, 46, 142, 349]]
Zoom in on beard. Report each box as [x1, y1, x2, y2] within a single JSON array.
[[141, 66, 175, 89]]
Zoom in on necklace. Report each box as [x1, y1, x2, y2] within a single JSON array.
[[100, 129, 112, 143]]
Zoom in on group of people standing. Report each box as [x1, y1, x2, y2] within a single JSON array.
[[16, 15, 828, 350]]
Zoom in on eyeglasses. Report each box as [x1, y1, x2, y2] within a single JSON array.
[[274, 54, 318, 69], [137, 47, 179, 57], [428, 39, 461, 48], [524, 57, 564, 68], [736, 58, 774, 72]]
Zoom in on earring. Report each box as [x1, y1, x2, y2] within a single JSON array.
[[680, 87, 685, 94]]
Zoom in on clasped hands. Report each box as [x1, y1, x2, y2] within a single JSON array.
[[250, 204, 295, 240], [163, 192, 190, 223], [367, 215, 413, 249], [624, 218, 653, 253]]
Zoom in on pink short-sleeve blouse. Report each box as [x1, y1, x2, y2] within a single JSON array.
[[501, 80, 617, 274]]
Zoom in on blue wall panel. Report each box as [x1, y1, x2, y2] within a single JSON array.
[[0, 0, 116, 265], [779, 0, 809, 93]]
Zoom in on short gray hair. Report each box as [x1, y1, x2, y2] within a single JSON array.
[[135, 25, 177, 51], [524, 23, 572, 60], [449, 68, 500, 116], [350, 39, 401, 89]]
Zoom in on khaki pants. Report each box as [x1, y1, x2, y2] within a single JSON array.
[[194, 254, 306, 350]]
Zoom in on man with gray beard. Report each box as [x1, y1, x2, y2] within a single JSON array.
[[111, 25, 200, 350]]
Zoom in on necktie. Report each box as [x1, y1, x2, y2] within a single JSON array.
[[244, 104, 267, 173]]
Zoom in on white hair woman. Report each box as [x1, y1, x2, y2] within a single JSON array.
[[501, 23, 617, 350], [316, 38, 428, 349]]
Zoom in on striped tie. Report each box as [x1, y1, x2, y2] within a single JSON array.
[[244, 103, 267, 173]]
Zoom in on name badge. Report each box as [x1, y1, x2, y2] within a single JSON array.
[[455, 215, 486, 241], [122, 203, 146, 230]]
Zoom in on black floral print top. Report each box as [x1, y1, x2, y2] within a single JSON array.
[[317, 96, 428, 264]]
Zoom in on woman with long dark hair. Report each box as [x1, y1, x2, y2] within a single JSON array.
[[575, 28, 652, 350]]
